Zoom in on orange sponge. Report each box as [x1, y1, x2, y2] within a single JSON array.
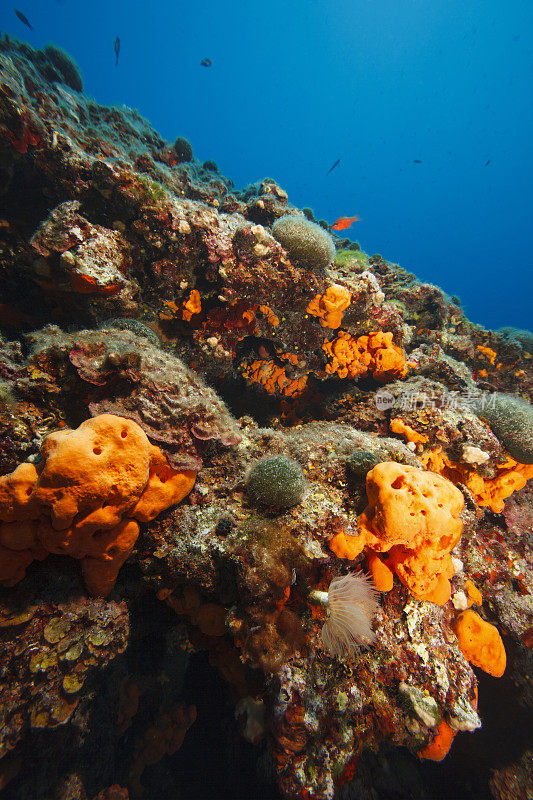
[[35, 415, 153, 530], [418, 720, 456, 761], [0, 543, 35, 587], [421, 448, 533, 514], [366, 550, 394, 592], [131, 445, 196, 522], [390, 418, 428, 445], [453, 609, 506, 677], [0, 520, 47, 585], [464, 579, 482, 607], [0, 463, 40, 522], [81, 519, 141, 597], [182, 289, 201, 321], [0, 414, 197, 595], [322, 331, 407, 382], [331, 463, 464, 603], [307, 284, 351, 329]]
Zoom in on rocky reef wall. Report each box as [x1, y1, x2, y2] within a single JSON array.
[[0, 37, 531, 800]]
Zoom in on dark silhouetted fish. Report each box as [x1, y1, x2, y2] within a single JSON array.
[[326, 158, 340, 175], [413, 159, 422, 163], [15, 9, 32, 29], [114, 36, 120, 67], [485, 159, 491, 166], [201, 58, 212, 67]]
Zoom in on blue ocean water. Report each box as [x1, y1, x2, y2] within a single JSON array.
[[3, 0, 532, 331]]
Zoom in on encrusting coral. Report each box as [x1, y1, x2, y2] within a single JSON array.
[[0, 414, 196, 595]]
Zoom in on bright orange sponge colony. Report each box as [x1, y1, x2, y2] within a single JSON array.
[[453, 609, 506, 677], [322, 331, 407, 382], [418, 720, 456, 761], [0, 415, 196, 596], [306, 284, 352, 329], [330, 463, 464, 603]]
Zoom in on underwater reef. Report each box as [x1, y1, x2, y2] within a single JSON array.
[[0, 37, 532, 800]]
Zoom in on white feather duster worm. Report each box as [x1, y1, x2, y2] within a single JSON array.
[[317, 572, 379, 658]]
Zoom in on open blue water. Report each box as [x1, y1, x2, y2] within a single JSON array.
[[4, 0, 532, 331]]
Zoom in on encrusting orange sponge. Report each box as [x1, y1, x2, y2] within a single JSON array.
[[464, 579, 482, 607], [182, 289, 201, 321], [365, 549, 394, 592], [421, 448, 533, 514], [0, 414, 196, 596], [330, 462, 464, 603], [307, 284, 352, 329], [418, 719, 456, 761], [453, 609, 506, 677], [389, 418, 429, 445], [322, 331, 407, 382], [0, 462, 40, 522], [35, 415, 155, 530]]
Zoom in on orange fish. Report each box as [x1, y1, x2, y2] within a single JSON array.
[[331, 215, 360, 231]]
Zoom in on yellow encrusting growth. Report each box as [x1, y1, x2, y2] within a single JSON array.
[[390, 417, 429, 444]]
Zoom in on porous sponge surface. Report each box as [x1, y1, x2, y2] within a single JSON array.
[[331, 462, 464, 603], [0, 414, 196, 595], [35, 415, 153, 530]]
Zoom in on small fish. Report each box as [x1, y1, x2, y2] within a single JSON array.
[[201, 57, 212, 67], [15, 9, 32, 29], [114, 36, 120, 67], [485, 159, 491, 166], [326, 158, 340, 175], [413, 159, 422, 163], [331, 215, 360, 231]]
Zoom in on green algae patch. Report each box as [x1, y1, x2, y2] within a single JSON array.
[[334, 248, 369, 268]]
